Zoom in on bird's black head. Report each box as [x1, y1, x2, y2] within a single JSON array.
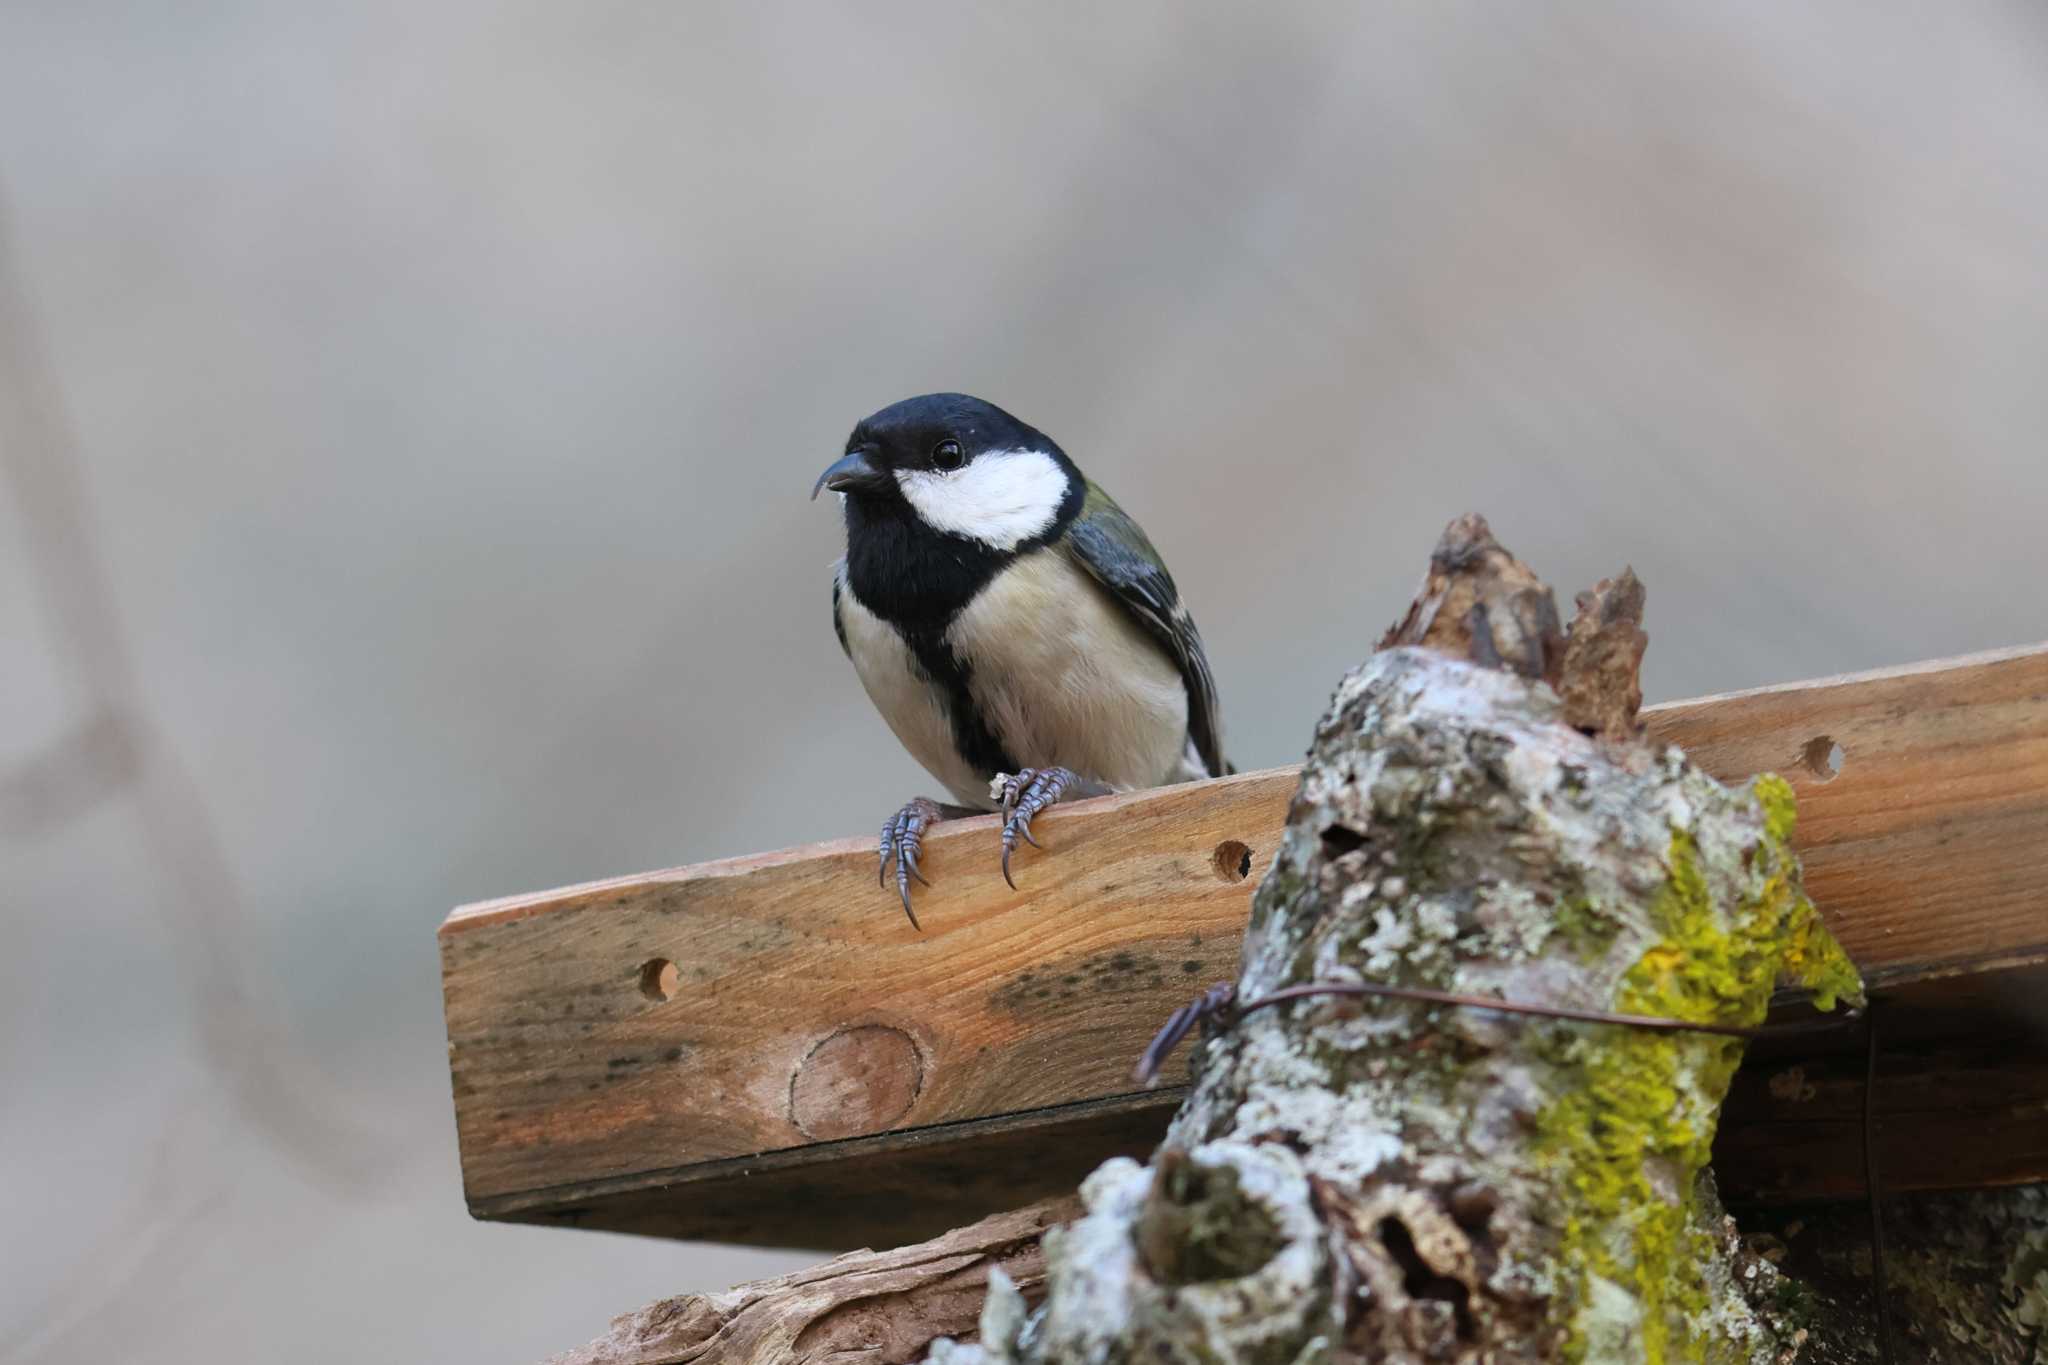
[[812, 393, 1082, 553]]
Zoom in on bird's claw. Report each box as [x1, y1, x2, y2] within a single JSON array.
[[879, 797, 941, 929], [997, 766, 1081, 889]]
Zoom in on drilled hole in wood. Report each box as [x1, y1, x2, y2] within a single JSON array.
[[1212, 840, 1253, 884], [1800, 735, 1845, 783], [639, 958, 680, 1002]]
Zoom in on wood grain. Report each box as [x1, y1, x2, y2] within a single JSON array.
[[442, 771, 1283, 1204], [442, 643, 2048, 1244]]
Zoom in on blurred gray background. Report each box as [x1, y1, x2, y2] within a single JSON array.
[[3, 2, 2044, 1360]]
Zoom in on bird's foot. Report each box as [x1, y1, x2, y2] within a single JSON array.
[[879, 797, 942, 929], [994, 767, 1108, 889]]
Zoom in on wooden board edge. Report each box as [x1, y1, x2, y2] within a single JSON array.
[[1638, 640, 2048, 712], [438, 642, 2048, 937], [440, 767, 1298, 935]]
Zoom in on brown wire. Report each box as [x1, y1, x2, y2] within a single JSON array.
[[1135, 976, 1860, 1085], [1237, 980, 1853, 1038]]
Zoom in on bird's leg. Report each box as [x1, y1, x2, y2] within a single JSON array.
[[878, 797, 978, 930], [994, 767, 1111, 889]]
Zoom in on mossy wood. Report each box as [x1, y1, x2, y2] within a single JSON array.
[[441, 642, 2048, 1249]]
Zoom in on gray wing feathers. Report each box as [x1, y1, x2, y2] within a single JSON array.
[[1064, 496, 1229, 779]]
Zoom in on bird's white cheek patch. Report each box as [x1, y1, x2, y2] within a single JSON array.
[[894, 448, 1069, 551]]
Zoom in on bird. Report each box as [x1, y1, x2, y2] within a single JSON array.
[[812, 392, 1229, 927]]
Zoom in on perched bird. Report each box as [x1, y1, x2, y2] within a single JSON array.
[[813, 393, 1229, 926]]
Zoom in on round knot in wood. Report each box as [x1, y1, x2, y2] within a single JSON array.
[[789, 1025, 924, 1140]]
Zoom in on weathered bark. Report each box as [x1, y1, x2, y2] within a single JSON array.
[[1557, 568, 1649, 741], [546, 1197, 1074, 1365], [953, 516, 1864, 1363]]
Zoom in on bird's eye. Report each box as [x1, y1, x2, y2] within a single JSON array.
[[931, 439, 965, 471]]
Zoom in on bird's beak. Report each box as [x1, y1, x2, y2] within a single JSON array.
[[811, 450, 890, 500]]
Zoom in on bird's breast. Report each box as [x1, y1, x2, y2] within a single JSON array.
[[944, 549, 1189, 791], [837, 550, 1193, 806]]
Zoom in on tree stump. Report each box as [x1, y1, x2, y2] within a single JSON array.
[[957, 515, 1863, 1363]]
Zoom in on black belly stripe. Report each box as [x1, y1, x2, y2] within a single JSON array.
[[898, 622, 1018, 780]]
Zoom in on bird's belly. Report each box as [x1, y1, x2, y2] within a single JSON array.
[[836, 577, 996, 808], [948, 552, 1190, 791]]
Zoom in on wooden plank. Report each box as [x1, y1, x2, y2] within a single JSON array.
[[441, 773, 1281, 1204], [1716, 1036, 2048, 1205], [442, 643, 2048, 1245], [478, 963, 2048, 1248]]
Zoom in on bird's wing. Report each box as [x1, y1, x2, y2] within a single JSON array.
[[1061, 480, 1229, 778]]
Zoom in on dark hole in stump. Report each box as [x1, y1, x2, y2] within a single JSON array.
[[1379, 1216, 1475, 1341], [1320, 824, 1368, 859], [1135, 1151, 1285, 1285]]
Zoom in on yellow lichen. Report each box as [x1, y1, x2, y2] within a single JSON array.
[[1535, 778, 1863, 1362], [1752, 774, 1865, 1011], [1753, 772, 1800, 845]]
